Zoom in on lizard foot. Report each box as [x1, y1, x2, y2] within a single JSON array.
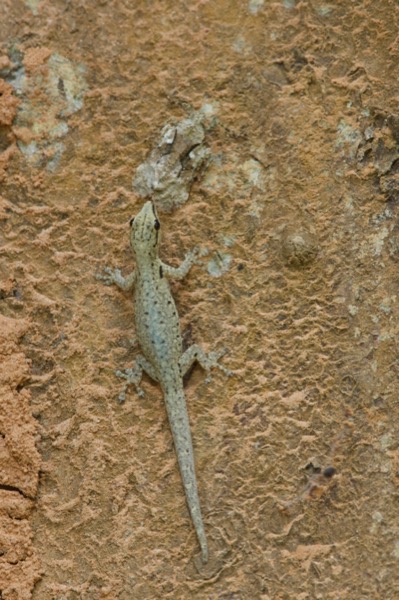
[[115, 367, 145, 400], [207, 349, 233, 377], [180, 345, 233, 380], [96, 266, 123, 286]]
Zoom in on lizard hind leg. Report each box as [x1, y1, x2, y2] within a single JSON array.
[[179, 344, 232, 382], [116, 354, 159, 403]]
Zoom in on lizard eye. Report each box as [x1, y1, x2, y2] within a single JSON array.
[[154, 219, 160, 230], [129, 217, 135, 227]]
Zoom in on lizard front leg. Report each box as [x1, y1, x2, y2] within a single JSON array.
[[97, 267, 136, 291], [161, 247, 201, 280]]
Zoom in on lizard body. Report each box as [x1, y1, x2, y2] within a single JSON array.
[[100, 201, 230, 563]]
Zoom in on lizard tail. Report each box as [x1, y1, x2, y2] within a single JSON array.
[[164, 389, 209, 563]]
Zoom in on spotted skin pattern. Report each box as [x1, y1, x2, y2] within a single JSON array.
[[99, 201, 230, 563]]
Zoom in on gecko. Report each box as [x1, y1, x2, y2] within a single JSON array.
[[99, 201, 231, 563]]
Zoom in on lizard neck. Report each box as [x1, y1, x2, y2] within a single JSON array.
[[134, 250, 161, 273]]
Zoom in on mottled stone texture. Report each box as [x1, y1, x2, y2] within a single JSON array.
[[1, 0, 399, 598]]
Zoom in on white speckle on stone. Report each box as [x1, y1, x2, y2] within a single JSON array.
[[317, 5, 333, 17], [347, 305, 358, 316], [222, 235, 236, 248], [207, 252, 232, 277], [370, 511, 384, 534], [343, 195, 354, 211], [392, 541, 399, 559], [25, 0, 40, 15], [380, 433, 393, 451], [162, 125, 177, 145], [373, 227, 389, 256], [199, 102, 218, 118], [232, 36, 247, 54], [18, 141, 38, 159], [248, 0, 264, 15], [47, 142, 66, 172], [242, 159, 264, 189], [379, 299, 392, 314], [335, 119, 363, 160]]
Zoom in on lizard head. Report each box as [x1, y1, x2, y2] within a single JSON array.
[[129, 201, 161, 256]]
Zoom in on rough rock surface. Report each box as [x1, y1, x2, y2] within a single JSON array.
[[1, 1, 399, 598]]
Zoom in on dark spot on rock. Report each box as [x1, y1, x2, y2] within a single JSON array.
[[58, 77, 66, 97], [323, 466, 336, 479], [0, 125, 12, 152]]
